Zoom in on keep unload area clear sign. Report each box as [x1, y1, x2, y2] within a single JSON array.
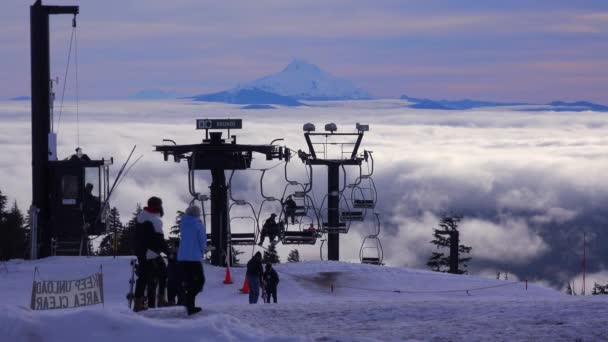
[[30, 272, 104, 310]]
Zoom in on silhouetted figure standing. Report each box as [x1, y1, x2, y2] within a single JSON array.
[[263, 263, 280, 303], [177, 205, 207, 315], [246, 252, 264, 304], [83, 183, 100, 228]]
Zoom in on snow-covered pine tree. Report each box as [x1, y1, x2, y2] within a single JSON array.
[[231, 247, 244, 265], [566, 283, 574, 295], [97, 207, 123, 256], [288, 249, 300, 263], [426, 214, 472, 274], [115, 205, 142, 255], [591, 283, 608, 295], [170, 210, 184, 238], [263, 243, 280, 264], [0, 200, 28, 260]]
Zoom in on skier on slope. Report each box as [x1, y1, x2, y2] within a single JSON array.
[[263, 263, 280, 303], [246, 251, 264, 304], [133, 196, 169, 312], [177, 205, 207, 315]]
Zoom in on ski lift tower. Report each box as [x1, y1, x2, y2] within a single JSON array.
[[30, 1, 114, 258], [299, 122, 368, 261], [155, 119, 288, 267]]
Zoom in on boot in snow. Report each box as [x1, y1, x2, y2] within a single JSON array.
[[187, 306, 202, 315], [157, 297, 170, 308], [133, 297, 147, 312]]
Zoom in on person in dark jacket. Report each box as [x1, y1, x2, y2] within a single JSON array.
[[246, 251, 264, 304], [166, 249, 181, 306], [283, 196, 297, 225], [177, 205, 207, 315], [133, 196, 169, 312], [258, 214, 278, 246], [263, 263, 280, 303]]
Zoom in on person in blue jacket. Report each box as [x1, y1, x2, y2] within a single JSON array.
[[177, 205, 207, 315]]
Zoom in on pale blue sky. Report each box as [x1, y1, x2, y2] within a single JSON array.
[[1, 0, 607, 102]]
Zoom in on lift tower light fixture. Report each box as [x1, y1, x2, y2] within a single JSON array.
[[303, 123, 315, 132], [356, 123, 369, 132], [325, 123, 337, 133]]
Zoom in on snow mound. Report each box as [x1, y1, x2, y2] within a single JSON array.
[[0, 257, 585, 342]]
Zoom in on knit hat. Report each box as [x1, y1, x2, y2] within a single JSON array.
[[185, 205, 202, 217]]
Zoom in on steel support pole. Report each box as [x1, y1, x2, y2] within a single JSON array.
[[210, 169, 228, 267], [327, 163, 340, 261]]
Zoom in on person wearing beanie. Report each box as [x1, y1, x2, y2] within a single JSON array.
[[177, 205, 207, 315], [133, 196, 169, 312]]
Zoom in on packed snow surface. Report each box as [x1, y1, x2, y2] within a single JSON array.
[[1, 256, 607, 341]]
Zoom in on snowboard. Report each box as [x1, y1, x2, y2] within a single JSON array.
[[126, 259, 138, 309]]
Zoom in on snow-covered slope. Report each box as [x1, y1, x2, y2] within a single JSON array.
[[2, 256, 606, 341], [242, 59, 370, 100]]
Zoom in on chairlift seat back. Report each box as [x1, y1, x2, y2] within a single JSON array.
[[353, 199, 375, 209], [230, 233, 256, 245], [341, 211, 364, 221]]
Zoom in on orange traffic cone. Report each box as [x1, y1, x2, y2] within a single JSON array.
[[223, 267, 233, 284], [240, 277, 249, 293]]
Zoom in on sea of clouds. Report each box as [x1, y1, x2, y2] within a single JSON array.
[[1, 98, 607, 291]]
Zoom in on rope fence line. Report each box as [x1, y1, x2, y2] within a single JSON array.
[[276, 268, 526, 295]]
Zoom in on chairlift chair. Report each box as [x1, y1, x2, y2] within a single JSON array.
[[319, 193, 352, 234], [229, 216, 258, 246], [359, 213, 383, 265], [360, 236, 383, 265]]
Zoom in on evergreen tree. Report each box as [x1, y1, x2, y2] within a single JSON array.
[[170, 210, 184, 238], [566, 283, 573, 295], [0, 200, 27, 260], [97, 207, 123, 256], [263, 243, 280, 264], [231, 247, 244, 265], [591, 283, 608, 295], [115, 205, 142, 255], [287, 249, 300, 263], [426, 214, 472, 274]]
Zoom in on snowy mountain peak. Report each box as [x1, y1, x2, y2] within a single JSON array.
[[282, 58, 323, 75], [241, 59, 371, 100]]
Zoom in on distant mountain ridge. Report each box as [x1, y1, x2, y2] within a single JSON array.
[[401, 95, 608, 112], [8, 96, 30, 101], [191, 59, 370, 106], [192, 87, 302, 106], [130, 89, 180, 100]]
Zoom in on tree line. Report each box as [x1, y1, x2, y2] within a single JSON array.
[[0, 189, 29, 260]]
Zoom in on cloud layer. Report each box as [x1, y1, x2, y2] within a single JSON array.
[[1, 99, 608, 289]]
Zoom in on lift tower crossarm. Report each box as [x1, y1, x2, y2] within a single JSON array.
[[155, 123, 287, 267]]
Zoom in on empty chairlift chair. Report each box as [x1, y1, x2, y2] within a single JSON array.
[[359, 213, 383, 265]]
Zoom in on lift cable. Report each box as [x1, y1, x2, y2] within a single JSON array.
[[56, 25, 75, 135], [74, 19, 80, 148]]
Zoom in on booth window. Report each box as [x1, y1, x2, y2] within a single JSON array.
[[61, 175, 79, 205]]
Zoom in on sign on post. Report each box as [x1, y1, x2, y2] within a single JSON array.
[[30, 271, 104, 310], [196, 119, 242, 130]]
